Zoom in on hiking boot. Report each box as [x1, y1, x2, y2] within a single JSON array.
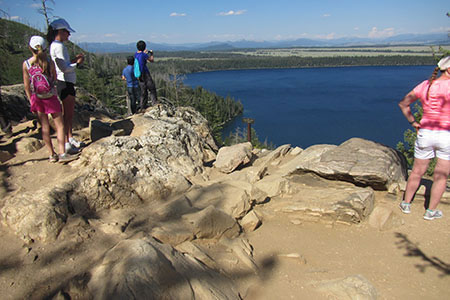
[[423, 209, 443, 220], [399, 202, 411, 214], [49, 153, 59, 163], [58, 153, 79, 164]]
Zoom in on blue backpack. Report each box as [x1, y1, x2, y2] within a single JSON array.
[[133, 55, 141, 79]]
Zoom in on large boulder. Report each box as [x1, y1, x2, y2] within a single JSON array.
[[214, 142, 253, 173], [182, 205, 240, 240], [64, 105, 217, 213], [88, 238, 240, 300], [1, 188, 70, 242], [185, 182, 253, 219], [280, 138, 407, 190], [266, 173, 375, 224], [1, 105, 218, 241]]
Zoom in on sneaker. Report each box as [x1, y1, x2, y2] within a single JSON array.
[[69, 137, 83, 148], [423, 209, 443, 220], [65, 142, 80, 155], [49, 154, 59, 163], [58, 153, 79, 164], [399, 202, 411, 214]]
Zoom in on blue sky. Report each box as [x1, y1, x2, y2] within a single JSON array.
[[2, 0, 449, 44]]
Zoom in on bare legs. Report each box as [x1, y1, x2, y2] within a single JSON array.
[[428, 159, 450, 209], [403, 157, 450, 210], [37, 111, 65, 156], [61, 94, 75, 143]]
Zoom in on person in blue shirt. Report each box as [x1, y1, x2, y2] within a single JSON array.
[[121, 56, 141, 115], [134, 40, 158, 110]]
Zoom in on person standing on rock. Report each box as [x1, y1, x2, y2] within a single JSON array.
[[46, 18, 84, 154], [398, 56, 450, 220], [122, 56, 141, 115], [22, 36, 78, 163], [134, 40, 158, 110]]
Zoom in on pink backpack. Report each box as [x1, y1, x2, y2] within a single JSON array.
[[26, 60, 54, 99]]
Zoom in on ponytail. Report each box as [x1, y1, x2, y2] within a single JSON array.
[[32, 46, 50, 77], [426, 66, 440, 100], [46, 26, 57, 44]]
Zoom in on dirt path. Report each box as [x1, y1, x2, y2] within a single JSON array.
[[242, 193, 450, 299]]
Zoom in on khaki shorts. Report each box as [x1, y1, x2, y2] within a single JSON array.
[[414, 129, 450, 160]]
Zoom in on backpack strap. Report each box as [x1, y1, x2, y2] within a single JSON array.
[[25, 59, 32, 70]]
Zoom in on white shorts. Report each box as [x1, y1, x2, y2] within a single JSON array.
[[414, 129, 450, 160]]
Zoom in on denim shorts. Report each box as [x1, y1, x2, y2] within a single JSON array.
[[414, 129, 450, 160]]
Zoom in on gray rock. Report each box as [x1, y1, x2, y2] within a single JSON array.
[[67, 105, 217, 212], [316, 274, 378, 300], [89, 118, 135, 142], [88, 238, 240, 300], [15, 137, 43, 153], [267, 174, 374, 224], [0, 150, 13, 163], [151, 222, 195, 246], [1, 189, 69, 242], [185, 182, 252, 219], [214, 142, 253, 173], [1, 105, 218, 242], [240, 211, 262, 232], [285, 138, 407, 190], [368, 206, 404, 231], [183, 205, 240, 240]]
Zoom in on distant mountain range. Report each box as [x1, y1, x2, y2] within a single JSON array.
[[79, 33, 450, 53]]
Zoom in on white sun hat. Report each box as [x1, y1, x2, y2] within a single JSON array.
[[437, 56, 450, 71], [50, 18, 76, 33], [29, 36, 47, 50]]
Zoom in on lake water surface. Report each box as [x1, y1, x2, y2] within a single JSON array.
[[183, 66, 434, 148]]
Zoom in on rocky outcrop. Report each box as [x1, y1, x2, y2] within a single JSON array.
[[0, 94, 410, 299], [213, 142, 253, 173], [1, 104, 217, 241], [266, 174, 375, 224], [279, 138, 407, 190], [87, 238, 240, 300]]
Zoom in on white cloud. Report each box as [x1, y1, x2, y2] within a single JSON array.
[[322, 14, 331, 17], [104, 33, 118, 38], [170, 12, 187, 17], [218, 10, 247, 16], [429, 26, 450, 33], [30, 3, 40, 8], [207, 33, 246, 40], [368, 27, 395, 38], [10, 16, 19, 20], [315, 33, 336, 40], [354, 27, 359, 31]]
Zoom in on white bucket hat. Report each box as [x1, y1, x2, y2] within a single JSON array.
[[50, 18, 76, 33], [437, 56, 450, 71], [29, 36, 47, 50]]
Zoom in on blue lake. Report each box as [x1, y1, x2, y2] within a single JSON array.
[[183, 65, 434, 148]]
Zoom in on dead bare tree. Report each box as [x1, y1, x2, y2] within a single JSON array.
[[34, 0, 55, 28], [0, 9, 9, 18]]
